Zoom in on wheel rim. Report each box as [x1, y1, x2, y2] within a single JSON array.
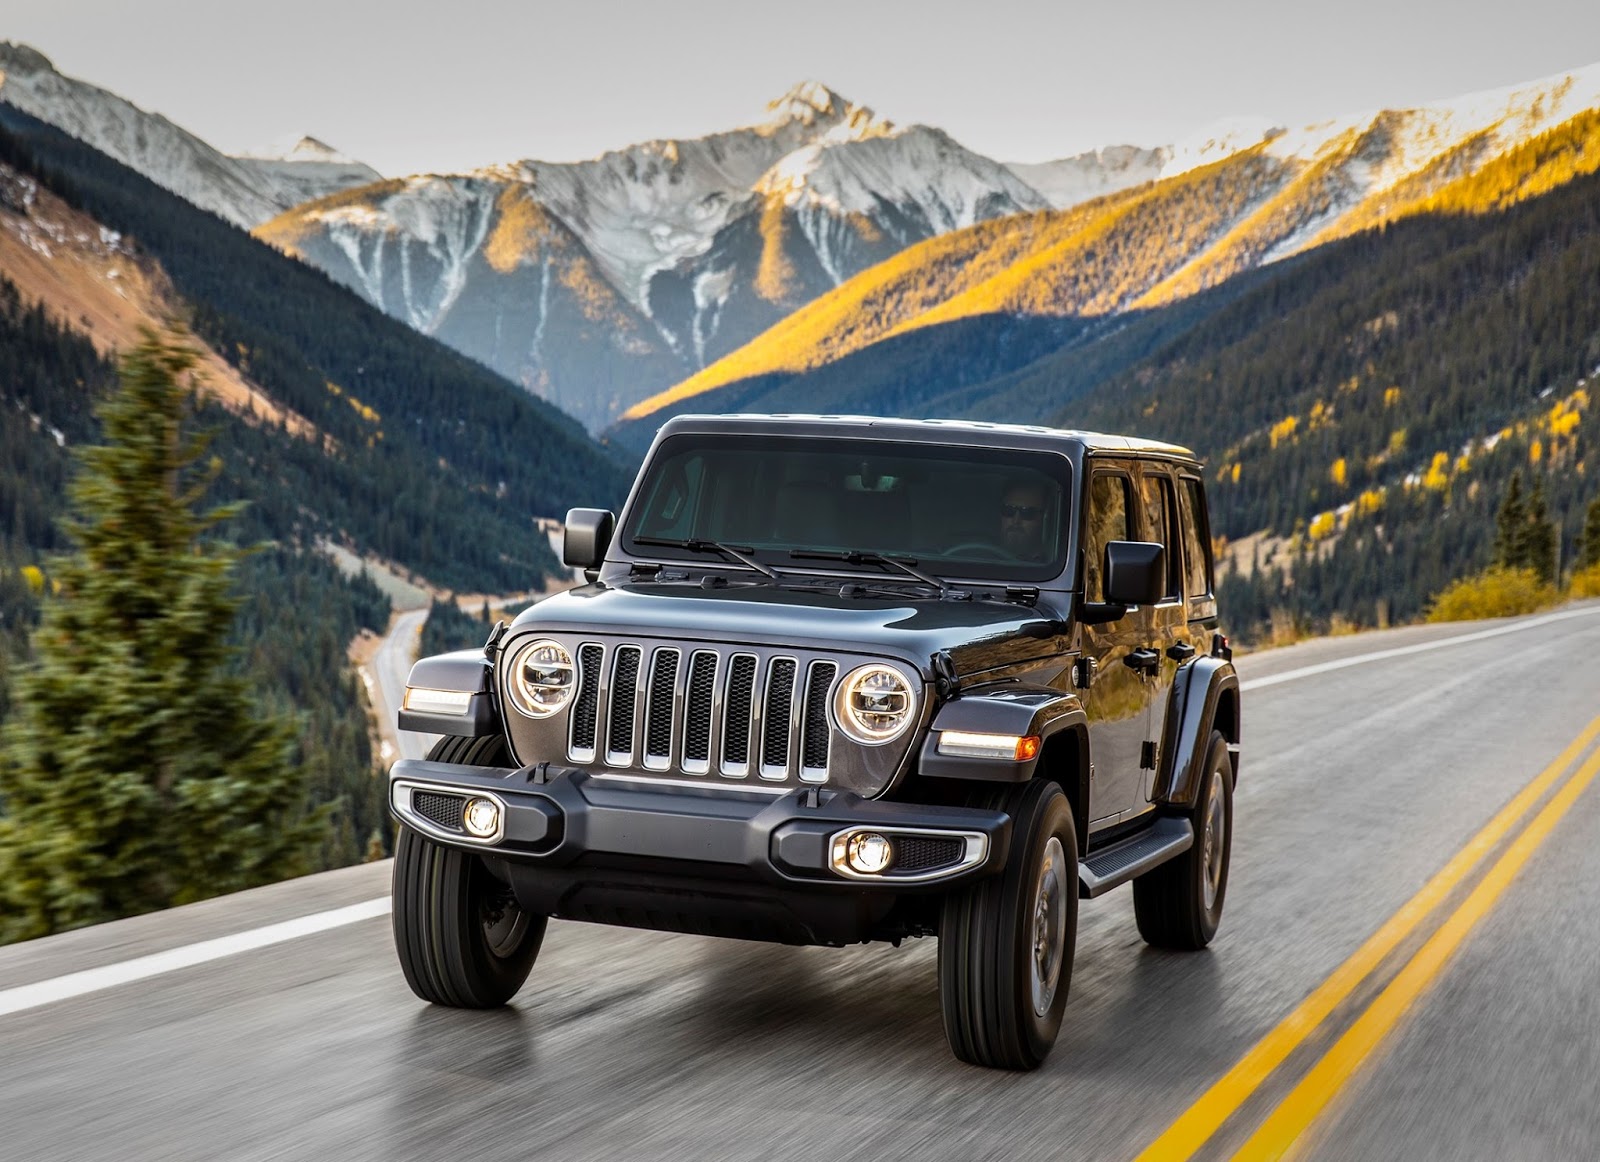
[[1201, 772, 1227, 914], [480, 886, 530, 959], [1030, 836, 1068, 1017]]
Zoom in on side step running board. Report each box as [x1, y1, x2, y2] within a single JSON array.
[[1078, 816, 1193, 898]]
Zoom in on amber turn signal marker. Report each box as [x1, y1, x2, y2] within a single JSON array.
[[1015, 735, 1041, 761]]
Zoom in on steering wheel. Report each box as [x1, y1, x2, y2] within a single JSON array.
[[945, 540, 1019, 561]]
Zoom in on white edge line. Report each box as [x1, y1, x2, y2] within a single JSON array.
[[0, 896, 392, 1018], [1240, 605, 1600, 692]]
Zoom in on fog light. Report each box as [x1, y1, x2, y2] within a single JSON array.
[[462, 797, 501, 839], [846, 832, 893, 875]]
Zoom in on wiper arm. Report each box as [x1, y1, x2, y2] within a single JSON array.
[[789, 549, 964, 599], [633, 536, 780, 580]]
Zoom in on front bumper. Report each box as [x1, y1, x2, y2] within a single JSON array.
[[387, 758, 1011, 890]]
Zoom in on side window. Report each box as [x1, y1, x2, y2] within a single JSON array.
[[1180, 478, 1214, 599], [1083, 472, 1132, 603], [1138, 471, 1182, 601]]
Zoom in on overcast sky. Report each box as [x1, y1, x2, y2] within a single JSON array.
[[7, 0, 1600, 176]]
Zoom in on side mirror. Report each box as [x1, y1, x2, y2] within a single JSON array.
[[563, 508, 615, 570], [1104, 540, 1166, 607]]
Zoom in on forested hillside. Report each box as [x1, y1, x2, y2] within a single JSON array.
[[0, 106, 631, 592], [0, 279, 393, 866]]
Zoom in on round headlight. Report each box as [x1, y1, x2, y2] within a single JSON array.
[[507, 639, 575, 718], [834, 663, 918, 745]]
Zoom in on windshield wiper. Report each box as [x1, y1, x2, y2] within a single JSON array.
[[632, 536, 781, 580], [789, 549, 966, 599]]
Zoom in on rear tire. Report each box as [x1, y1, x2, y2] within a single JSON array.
[[1133, 729, 1232, 950], [938, 780, 1078, 1070], [392, 734, 546, 1007]]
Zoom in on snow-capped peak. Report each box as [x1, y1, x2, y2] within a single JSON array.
[[762, 81, 888, 139], [0, 41, 53, 78], [1160, 116, 1282, 180], [237, 135, 360, 165]]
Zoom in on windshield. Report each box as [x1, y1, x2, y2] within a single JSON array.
[[622, 434, 1072, 582]]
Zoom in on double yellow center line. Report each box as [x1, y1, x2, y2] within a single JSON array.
[[1134, 711, 1600, 1162]]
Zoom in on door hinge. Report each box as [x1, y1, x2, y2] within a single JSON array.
[[1140, 740, 1158, 770]]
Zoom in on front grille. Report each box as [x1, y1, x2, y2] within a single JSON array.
[[570, 644, 603, 760], [722, 654, 758, 772], [895, 836, 964, 873], [801, 661, 836, 780], [606, 646, 642, 763], [565, 641, 842, 784], [413, 790, 465, 832], [760, 659, 797, 779], [683, 651, 717, 772], [643, 649, 680, 769]]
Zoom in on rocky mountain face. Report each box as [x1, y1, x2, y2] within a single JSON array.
[[254, 84, 1078, 431], [0, 43, 378, 228], [620, 60, 1600, 430]]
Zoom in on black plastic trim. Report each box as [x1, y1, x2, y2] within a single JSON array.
[[1153, 656, 1240, 808]]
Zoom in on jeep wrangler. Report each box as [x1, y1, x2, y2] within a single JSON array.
[[389, 414, 1240, 1070]]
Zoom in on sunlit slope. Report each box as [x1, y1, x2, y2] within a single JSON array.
[[624, 66, 1600, 427], [617, 183, 1159, 420]]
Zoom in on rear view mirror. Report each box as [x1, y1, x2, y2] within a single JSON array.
[[563, 508, 615, 570], [1104, 540, 1166, 607]]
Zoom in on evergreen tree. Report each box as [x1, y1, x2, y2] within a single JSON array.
[[1494, 472, 1527, 569], [0, 330, 324, 941], [1523, 479, 1558, 585], [1581, 497, 1600, 570]]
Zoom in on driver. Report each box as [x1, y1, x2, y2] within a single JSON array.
[[999, 481, 1048, 559]]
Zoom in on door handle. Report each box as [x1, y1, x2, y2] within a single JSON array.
[[1166, 642, 1197, 662], [1124, 648, 1161, 674]]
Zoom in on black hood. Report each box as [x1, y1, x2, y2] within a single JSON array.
[[511, 580, 1062, 676]]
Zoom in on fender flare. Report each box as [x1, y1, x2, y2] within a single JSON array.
[[1153, 656, 1240, 808], [398, 649, 503, 737]]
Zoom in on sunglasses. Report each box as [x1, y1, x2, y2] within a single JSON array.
[[1000, 503, 1044, 519]]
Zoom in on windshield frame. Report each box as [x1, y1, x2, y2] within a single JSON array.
[[615, 432, 1076, 586]]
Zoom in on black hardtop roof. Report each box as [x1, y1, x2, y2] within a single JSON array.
[[657, 412, 1196, 461]]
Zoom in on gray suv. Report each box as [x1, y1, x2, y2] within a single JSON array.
[[389, 414, 1240, 1070]]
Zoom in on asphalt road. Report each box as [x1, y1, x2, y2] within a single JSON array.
[[3, 602, 1599, 1161]]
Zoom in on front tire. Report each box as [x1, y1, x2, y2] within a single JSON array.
[[1133, 729, 1233, 949], [938, 780, 1078, 1070], [392, 734, 546, 1007]]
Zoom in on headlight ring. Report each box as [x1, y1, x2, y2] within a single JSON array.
[[834, 662, 918, 745], [507, 639, 576, 718]]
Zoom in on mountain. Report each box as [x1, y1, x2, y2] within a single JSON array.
[[1006, 144, 1170, 209], [0, 43, 379, 227], [230, 135, 384, 209], [614, 95, 1600, 641], [0, 103, 629, 592], [619, 61, 1600, 433], [254, 82, 1058, 431]]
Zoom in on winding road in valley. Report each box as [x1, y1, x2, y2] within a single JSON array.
[[4, 603, 1600, 1161]]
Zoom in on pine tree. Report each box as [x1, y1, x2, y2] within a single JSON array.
[[1581, 497, 1600, 570], [0, 330, 325, 941], [1523, 479, 1558, 585], [1494, 472, 1527, 569]]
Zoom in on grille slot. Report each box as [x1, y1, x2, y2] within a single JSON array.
[[761, 658, 797, 779], [895, 836, 964, 873], [800, 662, 835, 781], [721, 654, 758, 776], [569, 643, 603, 761], [682, 651, 717, 774], [643, 648, 680, 769], [606, 646, 642, 764], [412, 790, 465, 832]]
